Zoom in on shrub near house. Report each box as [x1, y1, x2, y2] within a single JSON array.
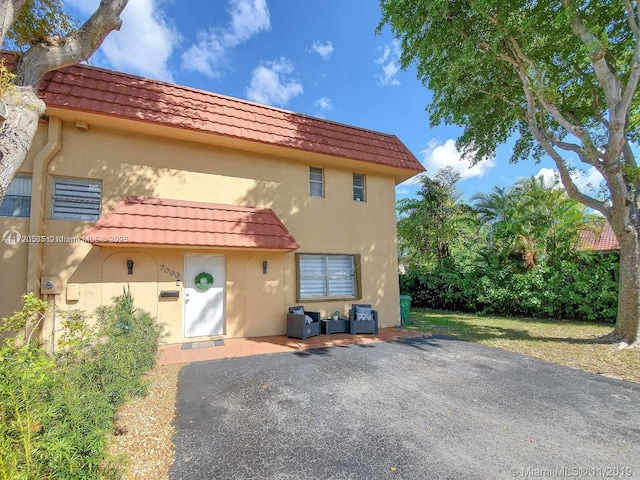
[[0, 290, 163, 479]]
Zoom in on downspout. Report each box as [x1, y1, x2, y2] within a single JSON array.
[[26, 116, 62, 349]]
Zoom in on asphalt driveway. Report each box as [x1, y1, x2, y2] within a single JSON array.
[[169, 336, 640, 479]]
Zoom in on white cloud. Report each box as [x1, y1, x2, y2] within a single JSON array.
[[310, 41, 333, 60], [415, 139, 496, 184], [375, 41, 401, 87], [181, 0, 270, 78], [315, 97, 333, 111], [246, 57, 303, 106], [534, 166, 605, 193], [64, 0, 178, 82], [534, 168, 560, 188]]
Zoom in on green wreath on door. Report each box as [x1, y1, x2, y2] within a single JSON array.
[[194, 271, 214, 291]]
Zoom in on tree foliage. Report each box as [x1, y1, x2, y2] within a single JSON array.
[[472, 176, 590, 267], [6, 0, 76, 50], [380, 0, 640, 343], [398, 173, 617, 321], [378, 1, 639, 195], [397, 167, 477, 266]]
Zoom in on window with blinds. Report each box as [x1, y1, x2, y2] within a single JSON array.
[[0, 174, 32, 217], [310, 167, 324, 197], [297, 253, 361, 301], [51, 178, 102, 221]]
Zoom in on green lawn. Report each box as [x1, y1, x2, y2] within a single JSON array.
[[408, 309, 640, 383]]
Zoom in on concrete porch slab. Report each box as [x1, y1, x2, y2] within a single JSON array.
[[156, 327, 422, 366]]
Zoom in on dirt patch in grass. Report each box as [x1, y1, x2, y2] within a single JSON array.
[[409, 309, 640, 383]]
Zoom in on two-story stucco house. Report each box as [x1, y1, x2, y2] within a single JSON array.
[[0, 62, 424, 346]]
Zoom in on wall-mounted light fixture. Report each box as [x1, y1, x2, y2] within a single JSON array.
[[127, 259, 134, 275], [263, 261, 268, 274]]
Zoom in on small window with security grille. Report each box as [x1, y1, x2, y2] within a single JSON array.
[[51, 177, 102, 221], [0, 174, 32, 217]]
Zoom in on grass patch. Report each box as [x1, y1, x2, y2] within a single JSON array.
[[409, 309, 640, 383]]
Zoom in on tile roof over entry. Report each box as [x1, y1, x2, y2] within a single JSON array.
[[37, 63, 424, 175], [81, 197, 300, 251]]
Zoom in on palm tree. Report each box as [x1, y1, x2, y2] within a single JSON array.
[[472, 176, 589, 268]]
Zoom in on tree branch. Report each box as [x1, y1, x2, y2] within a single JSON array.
[[619, 41, 640, 124], [15, 0, 129, 88], [564, 1, 622, 110], [507, 36, 590, 141], [511, 50, 609, 216], [622, 0, 640, 37], [477, 88, 520, 108]]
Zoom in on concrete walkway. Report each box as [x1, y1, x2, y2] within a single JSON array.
[[157, 327, 422, 365]]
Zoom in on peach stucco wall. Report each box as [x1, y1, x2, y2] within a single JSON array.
[[0, 116, 405, 345]]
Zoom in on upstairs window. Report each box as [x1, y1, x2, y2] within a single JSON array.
[[51, 178, 102, 221], [353, 173, 366, 202], [310, 167, 324, 197], [297, 253, 361, 301], [0, 174, 32, 217]]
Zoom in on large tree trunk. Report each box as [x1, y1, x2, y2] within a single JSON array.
[[0, 0, 128, 205], [0, 87, 45, 202], [614, 228, 640, 345]]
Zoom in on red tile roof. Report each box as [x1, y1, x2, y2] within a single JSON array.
[[81, 196, 300, 250], [35, 62, 424, 175], [577, 222, 619, 252]]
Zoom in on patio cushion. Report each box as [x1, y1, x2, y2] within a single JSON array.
[[304, 315, 314, 325], [291, 306, 304, 315], [354, 306, 374, 321]]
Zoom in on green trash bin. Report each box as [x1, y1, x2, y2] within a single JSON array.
[[399, 295, 412, 326]]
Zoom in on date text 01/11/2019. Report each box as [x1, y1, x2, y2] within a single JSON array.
[[512, 466, 634, 478]]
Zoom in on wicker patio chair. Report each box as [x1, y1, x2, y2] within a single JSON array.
[[349, 304, 379, 335], [286, 306, 321, 340]]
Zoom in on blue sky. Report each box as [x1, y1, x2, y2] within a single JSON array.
[[64, 0, 605, 203]]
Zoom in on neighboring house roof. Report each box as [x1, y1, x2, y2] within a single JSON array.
[[35, 62, 424, 175], [81, 196, 300, 251], [577, 223, 620, 252]]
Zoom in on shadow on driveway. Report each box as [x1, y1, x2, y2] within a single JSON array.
[[169, 336, 640, 480]]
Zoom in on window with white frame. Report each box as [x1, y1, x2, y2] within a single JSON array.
[[297, 253, 361, 301], [51, 178, 102, 221], [353, 173, 366, 202], [0, 174, 32, 217], [309, 167, 324, 197]]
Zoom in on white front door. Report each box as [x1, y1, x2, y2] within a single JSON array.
[[183, 255, 226, 337]]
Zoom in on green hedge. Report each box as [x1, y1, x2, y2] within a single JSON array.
[[400, 253, 619, 322]]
